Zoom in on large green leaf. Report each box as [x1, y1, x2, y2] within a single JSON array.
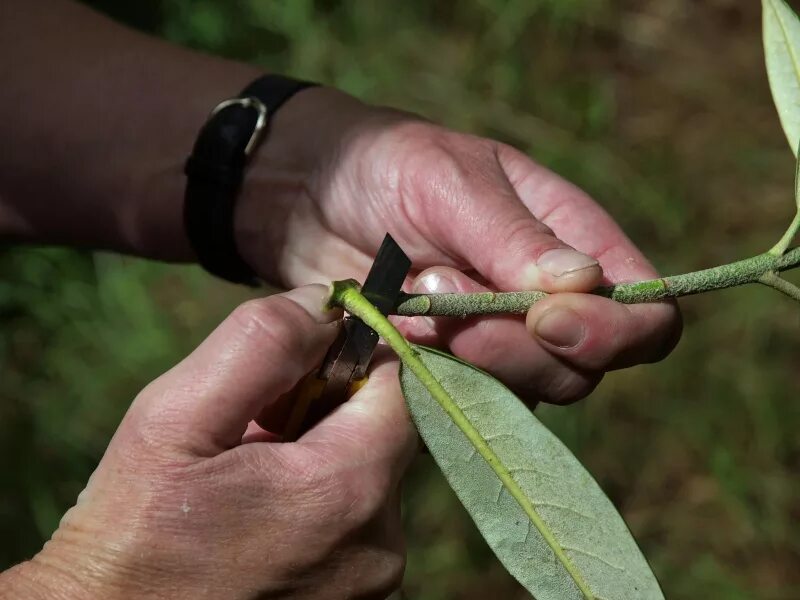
[[763, 0, 800, 157], [401, 345, 663, 600]]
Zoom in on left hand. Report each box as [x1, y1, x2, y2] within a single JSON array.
[[2, 286, 416, 599], [235, 87, 682, 404]]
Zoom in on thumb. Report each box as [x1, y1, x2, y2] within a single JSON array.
[[128, 285, 341, 456], [420, 146, 601, 292], [296, 356, 418, 487]]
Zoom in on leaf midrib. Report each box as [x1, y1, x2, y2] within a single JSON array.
[[338, 284, 597, 600], [409, 357, 596, 599]]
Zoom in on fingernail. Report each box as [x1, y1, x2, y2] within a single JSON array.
[[284, 284, 343, 324], [407, 272, 455, 338], [534, 307, 585, 349], [536, 249, 598, 278], [413, 271, 457, 294]]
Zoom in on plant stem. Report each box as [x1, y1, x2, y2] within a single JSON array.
[[770, 211, 800, 256], [393, 247, 800, 317], [327, 280, 596, 600], [770, 150, 800, 255], [760, 271, 800, 301]]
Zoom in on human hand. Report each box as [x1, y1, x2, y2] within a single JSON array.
[[2, 285, 416, 600], [0, 0, 678, 408], [235, 88, 681, 404]]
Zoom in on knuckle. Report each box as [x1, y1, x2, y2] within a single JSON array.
[[391, 119, 450, 152], [231, 297, 287, 338], [121, 390, 192, 461], [395, 126, 491, 200], [499, 214, 556, 254], [229, 297, 305, 358], [400, 138, 459, 193], [234, 443, 280, 479], [617, 302, 683, 367], [279, 454, 362, 521], [290, 455, 389, 529], [538, 370, 603, 406], [322, 473, 379, 527], [357, 551, 406, 599], [381, 552, 406, 594], [646, 302, 683, 363]]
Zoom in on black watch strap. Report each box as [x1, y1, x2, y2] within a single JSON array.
[[184, 74, 317, 284]]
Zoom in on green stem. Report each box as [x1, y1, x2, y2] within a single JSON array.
[[329, 280, 596, 600], [760, 271, 800, 301], [770, 149, 800, 256], [393, 247, 800, 317], [770, 211, 800, 256]]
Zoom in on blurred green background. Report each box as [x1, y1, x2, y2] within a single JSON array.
[[2, 1, 800, 598]]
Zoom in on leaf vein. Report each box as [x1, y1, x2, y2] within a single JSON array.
[[484, 432, 515, 443], [533, 501, 593, 521], [461, 398, 495, 411], [508, 465, 556, 480], [562, 545, 626, 573], [494, 481, 504, 505]]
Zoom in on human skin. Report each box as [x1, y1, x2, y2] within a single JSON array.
[[0, 0, 681, 405], [0, 286, 418, 599], [0, 0, 682, 595]]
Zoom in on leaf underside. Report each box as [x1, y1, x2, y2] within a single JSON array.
[[763, 0, 800, 161], [400, 345, 664, 600], [795, 141, 800, 209]]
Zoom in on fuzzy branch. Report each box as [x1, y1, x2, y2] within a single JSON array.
[[392, 247, 800, 317], [760, 271, 800, 301]]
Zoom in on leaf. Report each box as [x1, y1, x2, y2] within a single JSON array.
[[334, 281, 664, 599], [763, 0, 800, 156], [795, 141, 800, 210], [400, 345, 664, 600]]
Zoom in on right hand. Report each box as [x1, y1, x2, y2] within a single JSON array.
[[236, 89, 681, 405], [2, 285, 417, 600]]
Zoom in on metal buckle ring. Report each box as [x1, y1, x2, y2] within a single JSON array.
[[210, 96, 269, 158]]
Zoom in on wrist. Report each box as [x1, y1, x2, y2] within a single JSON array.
[[122, 63, 264, 264], [232, 85, 356, 285], [183, 75, 323, 285], [233, 85, 410, 286]]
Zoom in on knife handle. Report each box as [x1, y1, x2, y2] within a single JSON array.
[[282, 374, 368, 442]]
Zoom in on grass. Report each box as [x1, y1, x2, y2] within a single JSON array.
[[2, 1, 799, 597]]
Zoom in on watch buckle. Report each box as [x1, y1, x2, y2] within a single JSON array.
[[210, 96, 269, 157]]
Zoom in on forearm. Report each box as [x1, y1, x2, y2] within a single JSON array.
[[0, 0, 262, 260]]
